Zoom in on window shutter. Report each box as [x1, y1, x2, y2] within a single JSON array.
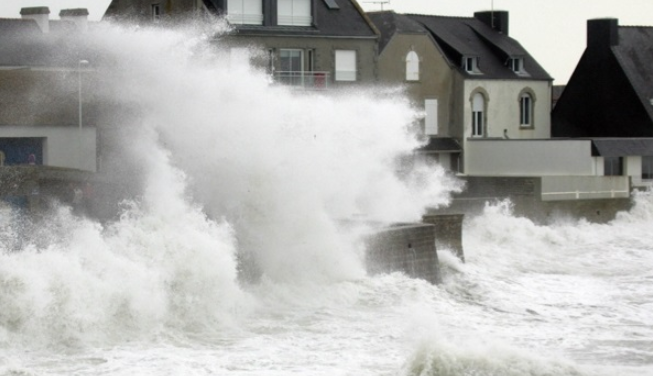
[[425, 99, 438, 135], [335, 50, 356, 81]]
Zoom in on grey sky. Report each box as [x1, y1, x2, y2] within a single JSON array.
[[1, 0, 652, 84]]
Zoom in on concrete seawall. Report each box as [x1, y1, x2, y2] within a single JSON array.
[[365, 223, 441, 284]]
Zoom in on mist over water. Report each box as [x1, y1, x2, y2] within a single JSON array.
[[1, 20, 653, 376]]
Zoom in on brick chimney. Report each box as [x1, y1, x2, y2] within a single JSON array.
[[60, 8, 90, 32], [474, 10, 509, 36], [20, 6, 50, 33], [587, 18, 619, 50]]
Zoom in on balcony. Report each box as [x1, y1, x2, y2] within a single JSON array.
[[273, 71, 329, 90]]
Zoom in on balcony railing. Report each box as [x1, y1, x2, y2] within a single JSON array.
[[273, 71, 330, 90]]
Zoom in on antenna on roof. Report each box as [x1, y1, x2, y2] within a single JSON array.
[[491, 0, 495, 28], [364, 0, 390, 11]]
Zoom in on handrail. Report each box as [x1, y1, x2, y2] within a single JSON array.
[[273, 71, 330, 89]]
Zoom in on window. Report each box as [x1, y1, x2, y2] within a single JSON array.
[[520, 93, 533, 127], [151, 3, 160, 22], [471, 93, 484, 137], [463, 57, 480, 74], [643, 156, 653, 180], [604, 157, 623, 176], [279, 49, 304, 85], [227, 0, 263, 25], [508, 58, 523, 73], [335, 50, 356, 81], [278, 0, 312, 26], [406, 51, 419, 81]]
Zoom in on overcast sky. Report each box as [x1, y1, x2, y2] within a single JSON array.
[[1, 0, 652, 84]]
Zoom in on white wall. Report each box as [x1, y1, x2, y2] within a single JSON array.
[[0, 126, 96, 172], [463, 79, 551, 140], [465, 139, 594, 176]]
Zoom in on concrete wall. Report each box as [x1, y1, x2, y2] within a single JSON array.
[[465, 139, 594, 176], [422, 214, 464, 261], [430, 176, 632, 224], [365, 223, 441, 284], [0, 126, 97, 172]]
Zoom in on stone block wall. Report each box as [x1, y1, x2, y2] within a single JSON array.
[[422, 214, 464, 261], [365, 223, 441, 284]]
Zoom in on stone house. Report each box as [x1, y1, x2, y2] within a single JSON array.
[[104, 0, 379, 89], [368, 10, 552, 173]]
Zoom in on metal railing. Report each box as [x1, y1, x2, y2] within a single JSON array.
[[273, 71, 330, 89]]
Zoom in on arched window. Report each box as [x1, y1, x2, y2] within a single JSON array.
[[406, 51, 419, 81], [472, 92, 485, 137], [520, 92, 533, 127]]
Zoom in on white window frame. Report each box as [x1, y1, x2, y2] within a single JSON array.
[[227, 0, 263, 25], [471, 93, 485, 137], [463, 56, 480, 74], [335, 50, 356, 81], [519, 93, 533, 127], [406, 51, 419, 81], [277, 0, 312, 26], [509, 58, 523, 73]]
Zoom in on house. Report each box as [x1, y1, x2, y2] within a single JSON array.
[[0, 7, 97, 172], [368, 10, 553, 173], [104, 0, 379, 88], [552, 18, 653, 188], [0, 7, 98, 212]]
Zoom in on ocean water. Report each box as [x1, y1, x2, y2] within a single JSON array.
[[1, 21, 653, 376]]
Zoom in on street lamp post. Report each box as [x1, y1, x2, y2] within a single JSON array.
[[78, 59, 89, 130]]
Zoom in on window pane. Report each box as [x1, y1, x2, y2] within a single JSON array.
[[520, 95, 532, 126], [278, 0, 311, 26], [604, 157, 623, 176], [228, 0, 263, 24], [643, 156, 653, 180], [406, 51, 419, 81]]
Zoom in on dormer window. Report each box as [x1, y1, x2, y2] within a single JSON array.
[[278, 0, 312, 26], [508, 57, 523, 73], [227, 0, 263, 25], [463, 56, 480, 74]]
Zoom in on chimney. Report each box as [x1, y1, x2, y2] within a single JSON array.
[[474, 10, 509, 36], [20, 6, 50, 33], [60, 8, 90, 32], [587, 18, 619, 49]]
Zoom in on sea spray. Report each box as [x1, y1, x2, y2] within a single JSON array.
[[86, 21, 461, 282]]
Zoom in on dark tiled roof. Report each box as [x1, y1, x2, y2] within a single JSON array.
[[405, 14, 551, 81], [417, 137, 462, 153], [591, 138, 653, 157], [612, 26, 653, 122], [230, 0, 377, 38], [367, 11, 427, 52]]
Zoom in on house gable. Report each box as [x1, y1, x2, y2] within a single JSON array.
[[552, 19, 653, 137]]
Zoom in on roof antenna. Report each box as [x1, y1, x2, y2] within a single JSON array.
[[364, 0, 390, 11], [491, 0, 495, 29]]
